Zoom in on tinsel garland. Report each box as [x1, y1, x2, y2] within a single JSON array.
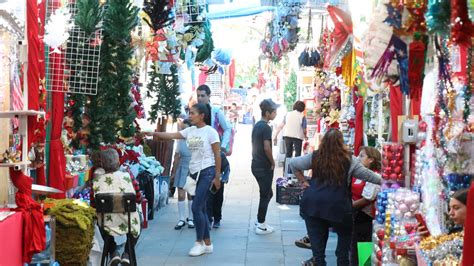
[[450, 0, 473, 45], [426, 0, 451, 35], [466, 40, 473, 123]]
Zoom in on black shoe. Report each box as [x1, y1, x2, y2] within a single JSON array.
[[108, 251, 121, 266], [187, 218, 195, 228], [295, 236, 311, 249], [121, 252, 130, 266], [174, 220, 186, 230], [213, 221, 221, 229]]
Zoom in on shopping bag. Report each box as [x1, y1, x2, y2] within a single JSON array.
[[357, 242, 372, 266]]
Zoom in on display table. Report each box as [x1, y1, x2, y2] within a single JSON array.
[[0, 211, 23, 266]]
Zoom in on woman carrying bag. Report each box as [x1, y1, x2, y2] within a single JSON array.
[[144, 103, 221, 257], [289, 129, 382, 266]]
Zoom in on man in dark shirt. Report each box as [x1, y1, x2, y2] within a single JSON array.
[[251, 99, 278, 235]]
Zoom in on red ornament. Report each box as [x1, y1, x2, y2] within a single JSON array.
[[419, 121, 427, 132], [390, 173, 398, 180], [376, 250, 383, 260], [394, 166, 402, 174], [377, 229, 385, 240]]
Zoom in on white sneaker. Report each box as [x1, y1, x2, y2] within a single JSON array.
[[255, 223, 274, 235], [254, 221, 274, 230], [189, 242, 206, 256], [204, 243, 213, 254]]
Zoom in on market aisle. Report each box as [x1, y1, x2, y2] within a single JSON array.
[[135, 124, 337, 265]]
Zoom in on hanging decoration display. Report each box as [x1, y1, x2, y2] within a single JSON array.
[[260, 0, 301, 62]]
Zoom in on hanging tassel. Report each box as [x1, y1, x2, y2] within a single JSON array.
[[408, 38, 426, 101], [394, 34, 409, 95], [371, 35, 398, 79]]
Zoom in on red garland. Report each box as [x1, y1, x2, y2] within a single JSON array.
[[451, 0, 473, 46], [408, 40, 426, 115]]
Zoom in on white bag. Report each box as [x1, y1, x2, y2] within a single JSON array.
[[183, 176, 197, 196]]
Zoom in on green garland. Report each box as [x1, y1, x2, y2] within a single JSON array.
[[45, 199, 95, 265]]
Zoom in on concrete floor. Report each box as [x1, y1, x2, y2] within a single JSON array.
[[135, 124, 337, 265]]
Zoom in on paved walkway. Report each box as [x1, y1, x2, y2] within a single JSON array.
[[136, 124, 337, 265]]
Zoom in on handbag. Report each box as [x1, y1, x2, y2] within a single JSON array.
[[183, 174, 198, 196]]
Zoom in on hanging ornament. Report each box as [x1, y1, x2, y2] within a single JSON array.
[[324, 5, 353, 68], [408, 37, 426, 101], [43, 7, 74, 53], [383, 3, 403, 29]]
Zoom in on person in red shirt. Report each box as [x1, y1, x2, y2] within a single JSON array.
[[350, 146, 381, 265]]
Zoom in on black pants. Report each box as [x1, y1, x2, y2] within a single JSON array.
[[207, 182, 225, 223], [284, 137, 303, 158], [99, 226, 138, 257], [251, 167, 274, 223], [350, 211, 373, 266], [305, 216, 352, 266]]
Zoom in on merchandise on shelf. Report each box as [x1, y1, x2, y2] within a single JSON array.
[[381, 143, 404, 183]]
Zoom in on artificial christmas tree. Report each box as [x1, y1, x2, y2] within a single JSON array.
[[284, 71, 297, 110], [146, 63, 181, 125], [86, 0, 139, 149]]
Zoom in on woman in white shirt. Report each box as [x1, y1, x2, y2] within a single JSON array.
[[144, 103, 221, 257]]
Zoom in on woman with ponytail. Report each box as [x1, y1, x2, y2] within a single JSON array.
[[144, 103, 221, 257]]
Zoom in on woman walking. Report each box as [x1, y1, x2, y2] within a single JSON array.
[[289, 129, 382, 266], [144, 103, 221, 257]]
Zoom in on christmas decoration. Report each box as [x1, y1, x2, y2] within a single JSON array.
[[146, 64, 181, 123], [450, 0, 473, 45], [142, 0, 175, 31], [383, 3, 403, 29], [86, 0, 139, 149], [43, 7, 74, 53], [284, 70, 297, 111], [426, 0, 451, 35], [324, 5, 352, 69]]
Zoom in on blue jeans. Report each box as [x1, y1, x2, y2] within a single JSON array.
[[305, 216, 352, 266], [192, 166, 215, 241]]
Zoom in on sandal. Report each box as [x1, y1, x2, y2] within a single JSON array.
[[295, 235, 311, 249], [187, 218, 195, 229], [174, 220, 186, 230]]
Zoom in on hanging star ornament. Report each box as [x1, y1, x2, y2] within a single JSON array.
[[383, 3, 403, 29]]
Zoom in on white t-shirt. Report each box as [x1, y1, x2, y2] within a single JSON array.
[[180, 125, 220, 174]]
